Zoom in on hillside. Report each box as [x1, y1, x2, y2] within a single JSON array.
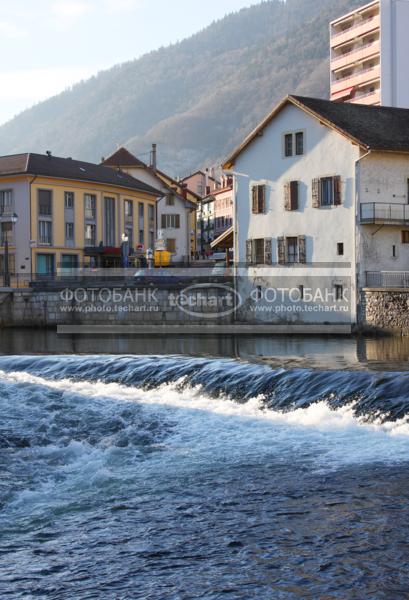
[[0, 0, 364, 175]]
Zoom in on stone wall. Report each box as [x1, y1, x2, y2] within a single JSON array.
[[0, 283, 235, 328], [360, 288, 409, 335]]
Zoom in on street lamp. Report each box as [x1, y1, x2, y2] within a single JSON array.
[[2, 213, 18, 288]]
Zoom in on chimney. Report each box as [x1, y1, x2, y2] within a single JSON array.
[[150, 143, 157, 170], [46, 150, 52, 159]]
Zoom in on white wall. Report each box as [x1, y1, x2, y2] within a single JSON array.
[[381, 0, 409, 108], [357, 152, 409, 280], [232, 104, 359, 323]]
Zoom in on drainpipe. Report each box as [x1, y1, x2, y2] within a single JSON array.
[[354, 147, 371, 325]]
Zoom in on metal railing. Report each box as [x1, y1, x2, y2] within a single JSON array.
[[366, 271, 409, 289], [331, 15, 377, 39], [360, 202, 409, 224]]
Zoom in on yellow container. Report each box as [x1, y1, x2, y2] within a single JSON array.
[[154, 250, 172, 267]]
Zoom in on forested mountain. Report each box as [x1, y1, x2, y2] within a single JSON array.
[[0, 0, 364, 175]]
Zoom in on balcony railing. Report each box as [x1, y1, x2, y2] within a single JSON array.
[[360, 203, 409, 225], [331, 15, 377, 39], [366, 271, 409, 289]]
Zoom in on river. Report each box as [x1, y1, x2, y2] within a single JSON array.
[[0, 330, 409, 598]]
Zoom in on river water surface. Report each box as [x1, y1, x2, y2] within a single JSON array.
[[1, 331, 409, 599]]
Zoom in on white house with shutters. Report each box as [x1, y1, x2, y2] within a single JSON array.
[[223, 95, 409, 326]]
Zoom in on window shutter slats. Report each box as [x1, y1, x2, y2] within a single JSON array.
[[298, 235, 306, 264], [290, 180, 299, 210], [284, 182, 291, 211], [252, 187, 258, 214], [277, 236, 285, 264], [264, 238, 272, 264], [334, 176, 342, 205], [312, 178, 320, 208], [259, 185, 266, 214], [246, 240, 253, 264]]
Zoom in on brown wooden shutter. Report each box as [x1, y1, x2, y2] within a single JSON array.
[[290, 181, 299, 210], [175, 214, 180, 228], [246, 240, 253, 264], [277, 236, 285, 264], [334, 176, 342, 205], [258, 185, 266, 213], [161, 214, 166, 228], [312, 178, 320, 208], [298, 235, 306, 264], [264, 238, 272, 264], [252, 187, 258, 214], [284, 182, 291, 211]]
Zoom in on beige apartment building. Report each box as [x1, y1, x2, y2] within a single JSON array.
[[330, 0, 409, 107]]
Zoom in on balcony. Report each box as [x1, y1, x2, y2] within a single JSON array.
[[351, 89, 380, 105], [331, 65, 380, 95], [360, 203, 409, 225], [366, 271, 409, 289], [330, 14, 380, 48], [331, 39, 380, 71]]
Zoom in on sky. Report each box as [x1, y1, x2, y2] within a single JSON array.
[[0, 0, 258, 126]]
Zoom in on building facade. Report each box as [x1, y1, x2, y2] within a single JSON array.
[[181, 169, 220, 198], [223, 95, 409, 326], [102, 147, 196, 263], [330, 0, 409, 107], [0, 153, 161, 279]]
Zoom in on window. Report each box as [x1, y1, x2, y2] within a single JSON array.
[[85, 224, 96, 246], [337, 242, 344, 256], [0, 190, 13, 214], [284, 132, 304, 157], [246, 238, 272, 265], [149, 230, 155, 249], [64, 192, 74, 209], [0, 222, 12, 245], [167, 238, 176, 253], [139, 203, 144, 218], [166, 194, 175, 206], [295, 132, 304, 156], [0, 253, 15, 275], [299, 285, 304, 300], [277, 236, 306, 264], [392, 244, 397, 258], [161, 214, 180, 228], [402, 231, 409, 244], [254, 239, 265, 264], [38, 190, 52, 215], [139, 230, 144, 246], [252, 185, 266, 214], [287, 237, 298, 264], [284, 134, 293, 157], [148, 204, 155, 222], [312, 176, 341, 207], [335, 285, 343, 301], [104, 197, 116, 246], [36, 253, 54, 275], [125, 226, 133, 249], [38, 220, 52, 244], [124, 200, 133, 218], [84, 194, 96, 219], [65, 222, 74, 240], [284, 181, 299, 211]]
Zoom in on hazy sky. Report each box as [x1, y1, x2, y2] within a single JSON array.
[[0, 0, 258, 126]]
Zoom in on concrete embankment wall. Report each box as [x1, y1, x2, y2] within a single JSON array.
[[359, 289, 409, 336]]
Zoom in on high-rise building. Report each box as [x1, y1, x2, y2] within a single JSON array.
[[330, 0, 409, 107]]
